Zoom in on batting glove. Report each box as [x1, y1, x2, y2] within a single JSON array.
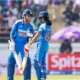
[[24, 46, 29, 57], [8, 40, 15, 52]]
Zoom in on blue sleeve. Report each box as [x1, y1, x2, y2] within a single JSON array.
[[30, 25, 34, 34], [38, 25, 44, 35], [10, 21, 18, 40]]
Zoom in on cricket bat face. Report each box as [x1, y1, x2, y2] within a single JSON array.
[[19, 48, 29, 74], [19, 57, 28, 74], [12, 50, 28, 74], [12, 50, 27, 74], [12, 51, 22, 70]]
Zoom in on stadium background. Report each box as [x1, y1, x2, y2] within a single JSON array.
[[0, 0, 80, 80]]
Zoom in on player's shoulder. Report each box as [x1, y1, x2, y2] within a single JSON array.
[[14, 19, 23, 24], [29, 22, 34, 28], [40, 23, 46, 29], [40, 23, 52, 30]]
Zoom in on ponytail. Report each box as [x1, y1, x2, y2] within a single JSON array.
[[43, 17, 52, 26], [46, 19, 52, 26]]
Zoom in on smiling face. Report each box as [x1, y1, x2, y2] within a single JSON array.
[[23, 15, 32, 24], [25, 15, 32, 21]]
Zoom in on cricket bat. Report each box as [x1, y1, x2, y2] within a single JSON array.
[[8, 40, 22, 71], [13, 50, 22, 70], [19, 38, 31, 74], [19, 56, 28, 73]]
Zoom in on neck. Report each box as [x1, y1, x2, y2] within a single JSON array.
[[23, 19, 29, 24]]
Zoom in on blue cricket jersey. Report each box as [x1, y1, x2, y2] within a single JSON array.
[[37, 22, 51, 43], [10, 19, 34, 44], [34, 22, 52, 64]]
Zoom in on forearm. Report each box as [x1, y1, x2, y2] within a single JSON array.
[[30, 33, 39, 45], [26, 32, 40, 47], [10, 22, 17, 41]]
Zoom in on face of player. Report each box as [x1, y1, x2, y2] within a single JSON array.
[[39, 17, 45, 23], [24, 15, 32, 24]]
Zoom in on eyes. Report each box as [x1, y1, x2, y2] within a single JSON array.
[[26, 15, 32, 17]]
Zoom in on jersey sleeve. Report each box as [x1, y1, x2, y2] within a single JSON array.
[[30, 25, 34, 34], [28, 24, 34, 38], [38, 25, 44, 35], [10, 21, 18, 41]]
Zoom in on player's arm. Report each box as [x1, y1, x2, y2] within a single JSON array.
[[25, 25, 43, 48], [26, 32, 40, 48], [10, 21, 18, 41], [9, 21, 18, 51]]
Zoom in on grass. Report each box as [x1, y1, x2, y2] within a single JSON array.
[[0, 75, 80, 80]]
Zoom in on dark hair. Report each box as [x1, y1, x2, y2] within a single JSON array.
[[46, 19, 52, 26], [44, 17, 52, 26]]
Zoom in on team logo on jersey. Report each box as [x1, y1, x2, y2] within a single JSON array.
[[19, 29, 27, 33]]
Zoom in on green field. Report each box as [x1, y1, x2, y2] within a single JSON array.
[[0, 75, 80, 80]]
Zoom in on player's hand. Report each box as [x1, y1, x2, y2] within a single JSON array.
[[8, 40, 15, 52], [24, 45, 29, 57]]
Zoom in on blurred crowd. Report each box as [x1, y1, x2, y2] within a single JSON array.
[[62, 0, 80, 26], [0, 0, 51, 31], [0, 0, 80, 33]]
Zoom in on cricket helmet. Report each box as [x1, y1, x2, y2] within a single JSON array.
[[38, 11, 49, 18], [22, 9, 33, 17]]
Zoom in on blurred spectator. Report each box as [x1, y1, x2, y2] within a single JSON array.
[[51, 0, 61, 20], [60, 39, 72, 53], [9, 3, 19, 17], [62, 0, 73, 19], [32, 0, 49, 30], [65, 0, 73, 12], [1, 3, 9, 31], [27, 0, 34, 10], [52, 0, 61, 5], [39, 0, 49, 11], [32, 0, 41, 30], [0, 1, 2, 12], [0, 0, 79, 42], [73, 0, 80, 9], [62, 0, 80, 26], [71, 7, 80, 23], [8, 11, 17, 28], [1, 0, 7, 6], [66, 8, 79, 26], [60, 0, 66, 4], [21, 0, 27, 11], [7, 0, 12, 7], [73, 0, 80, 14], [0, 18, 3, 32], [33, 0, 41, 18]]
